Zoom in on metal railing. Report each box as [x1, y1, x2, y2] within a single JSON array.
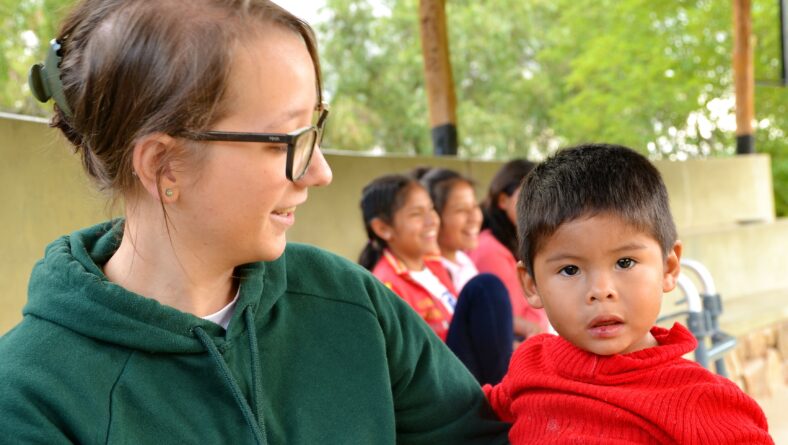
[[657, 259, 737, 376]]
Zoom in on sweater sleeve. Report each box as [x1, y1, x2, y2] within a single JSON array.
[[681, 381, 774, 445], [366, 276, 510, 444], [0, 379, 75, 445], [0, 322, 102, 445], [482, 382, 514, 424]]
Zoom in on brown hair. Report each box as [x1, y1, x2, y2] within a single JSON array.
[[51, 0, 322, 201], [481, 159, 537, 258]]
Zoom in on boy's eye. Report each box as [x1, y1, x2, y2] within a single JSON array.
[[559, 265, 579, 276], [617, 258, 636, 269]]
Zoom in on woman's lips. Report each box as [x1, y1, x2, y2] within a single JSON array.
[[271, 207, 296, 227]]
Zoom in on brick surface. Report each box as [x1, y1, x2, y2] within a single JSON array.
[[765, 326, 778, 348], [742, 358, 770, 398], [778, 322, 788, 359], [767, 348, 783, 391], [746, 331, 769, 360]]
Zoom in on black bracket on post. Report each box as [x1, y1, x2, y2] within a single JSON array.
[[736, 134, 754, 154], [431, 123, 458, 156]]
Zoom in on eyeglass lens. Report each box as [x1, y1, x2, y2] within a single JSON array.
[[292, 129, 317, 180]]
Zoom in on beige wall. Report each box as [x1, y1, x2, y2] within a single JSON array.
[[1, 114, 784, 333]]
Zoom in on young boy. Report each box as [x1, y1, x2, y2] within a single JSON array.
[[484, 144, 773, 444]]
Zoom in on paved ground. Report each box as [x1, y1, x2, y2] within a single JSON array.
[[756, 385, 788, 444]]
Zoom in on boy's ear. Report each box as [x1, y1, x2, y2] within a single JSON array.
[[662, 240, 683, 292], [517, 261, 544, 309], [369, 218, 393, 241], [132, 132, 181, 202]]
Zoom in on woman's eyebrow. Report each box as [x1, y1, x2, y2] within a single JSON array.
[[263, 107, 312, 131]]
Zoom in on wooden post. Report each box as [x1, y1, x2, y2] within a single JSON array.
[[780, 0, 788, 85], [418, 0, 458, 156], [733, 0, 755, 154]]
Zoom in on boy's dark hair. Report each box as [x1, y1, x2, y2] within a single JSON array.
[[517, 143, 677, 277], [482, 159, 537, 258], [358, 174, 421, 270]]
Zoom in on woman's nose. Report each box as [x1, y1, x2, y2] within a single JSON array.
[[298, 146, 332, 187]]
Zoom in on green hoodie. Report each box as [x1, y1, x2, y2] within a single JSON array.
[[0, 221, 509, 444]]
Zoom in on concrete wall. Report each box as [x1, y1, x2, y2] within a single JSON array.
[[290, 149, 777, 261], [1, 114, 785, 334]]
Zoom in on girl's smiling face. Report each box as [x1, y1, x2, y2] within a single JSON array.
[[380, 185, 440, 270], [438, 181, 482, 256]]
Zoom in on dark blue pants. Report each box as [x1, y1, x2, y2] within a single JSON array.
[[446, 273, 514, 385]]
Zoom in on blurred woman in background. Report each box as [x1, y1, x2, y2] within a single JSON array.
[[470, 159, 550, 339]]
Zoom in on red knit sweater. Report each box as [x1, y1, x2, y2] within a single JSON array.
[[484, 324, 773, 444]]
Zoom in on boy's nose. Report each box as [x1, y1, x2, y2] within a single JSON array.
[[586, 272, 617, 303]]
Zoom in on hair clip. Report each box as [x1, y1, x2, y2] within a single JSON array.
[[28, 39, 73, 118]]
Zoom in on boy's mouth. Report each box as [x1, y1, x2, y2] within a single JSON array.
[[587, 315, 624, 336]]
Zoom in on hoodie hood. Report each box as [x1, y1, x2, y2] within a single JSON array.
[[23, 220, 286, 353]]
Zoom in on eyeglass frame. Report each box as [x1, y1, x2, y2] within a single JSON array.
[[183, 104, 329, 182]]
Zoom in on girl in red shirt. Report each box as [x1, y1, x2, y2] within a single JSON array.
[[360, 174, 513, 384]]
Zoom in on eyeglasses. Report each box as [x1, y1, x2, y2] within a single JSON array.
[[185, 104, 329, 182]]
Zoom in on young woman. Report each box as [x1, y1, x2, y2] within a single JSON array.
[[470, 159, 550, 339], [360, 174, 513, 384], [0, 1, 509, 443]]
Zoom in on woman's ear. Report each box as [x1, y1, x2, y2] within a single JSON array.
[[517, 261, 544, 309], [662, 240, 683, 292], [369, 217, 393, 242], [132, 133, 181, 202]]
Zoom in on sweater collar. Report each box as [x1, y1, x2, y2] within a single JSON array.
[[382, 249, 443, 276], [544, 323, 698, 381]]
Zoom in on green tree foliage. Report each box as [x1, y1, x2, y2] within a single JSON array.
[[319, 0, 787, 215], [1, 0, 785, 215], [0, 0, 73, 116]]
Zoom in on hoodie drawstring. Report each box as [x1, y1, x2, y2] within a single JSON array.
[[244, 309, 265, 431], [193, 308, 267, 445]]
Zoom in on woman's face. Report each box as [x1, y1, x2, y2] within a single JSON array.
[[437, 181, 482, 255], [384, 186, 440, 269], [173, 27, 332, 268]]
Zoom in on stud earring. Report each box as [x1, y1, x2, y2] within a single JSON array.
[[164, 188, 174, 197]]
